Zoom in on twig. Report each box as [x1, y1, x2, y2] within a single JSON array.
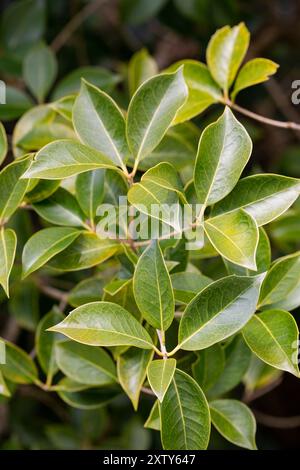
[[253, 409, 300, 429], [38, 283, 68, 306], [141, 387, 155, 397], [51, 0, 107, 53], [156, 329, 168, 359]]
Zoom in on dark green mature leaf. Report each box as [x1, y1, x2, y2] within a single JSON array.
[[0, 228, 17, 297], [207, 23, 250, 92], [133, 241, 174, 331], [210, 399, 256, 450], [126, 69, 188, 167], [9, 280, 39, 331], [22, 140, 117, 179], [0, 155, 32, 223], [160, 369, 210, 450], [0, 341, 38, 384], [211, 174, 300, 226], [48, 233, 119, 271], [48, 301, 155, 349], [22, 227, 80, 277], [147, 359, 176, 402], [23, 43, 57, 103], [232, 58, 279, 100], [56, 340, 117, 386], [73, 81, 129, 169], [194, 107, 252, 207], [178, 274, 264, 351], [25, 179, 60, 203], [0, 86, 32, 121], [204, 209, 259, 270], [171, 271, 212, 304], [192, 344, 225, 393], [128, 49, 158, 97], [0, 122, 8, 165], [58, 386, 120, 410], [242, 309, 299, 377], [120, 0, 167, 25], [166, 60, 222, 122], [75, 170, 105, 222], [33, 188, 87, 228], [68, 277, 104, 307], [118, 347, 154, 410]]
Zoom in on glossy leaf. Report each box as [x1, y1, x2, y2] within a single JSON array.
[[242, 309, 299, 377], [0, 228, 17, 297], [192, 344, 225, 392], [75, 170, 105, 222], [232, 58, 279, 100], [0, 122, 8, 165], [194, 107, 252, 206], [133, 241, 174, 330], [160, 369, 210, 450], [171, 271, 212, 304], [58, 386, 120, 410], [0, 341, 38, 384], [147, 359, 176, 402], [178, 274, 264, 351], [128, 49, 158, 97], [144, 400, 160, 430], [0, 370, 10, 397], [48, 301, 154, 349], [210, 399, 256, 450]]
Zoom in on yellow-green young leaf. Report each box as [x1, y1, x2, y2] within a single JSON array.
[[126, 69, 188, 166], [56, 340, 117, 386], [171, 271, 212, 304], [166, 60, 222, 123], [192, 344, 225, 393], [0, 155, 32, 223], [147, 359, 176, 402], [117, 347, 154, 410], [0, 228, 17, 297], [48, 233, 119, 271], [128, 49, 158, 97], [133, 241, 174, 331], [33, 188, 87, 228], [178, 274, 264, 351], [0, 122, 8, 165], [204, 209, 259, 270], [232, 58, 279, 100], [210, 399, 256, 450], [75, 169, 105, 222], [23, 43, 57, 103], [242, 309, 299, 377], [194, 107, 252, 207], [258, 251, 300, 309], [35, 308, 64, 381], [73, 80, 129, 169], [144, 400, 160, 430], [206, 22, 250, 92], [0, 341, 38, 384], [57, 386, 120, 410], [160, 369, 210, 450], [22, 139, 116, 180], [0, 370, 10, 397], [211, 174, 300, 226], [22, 227, 80, 277], [48, 301, 154, 349]]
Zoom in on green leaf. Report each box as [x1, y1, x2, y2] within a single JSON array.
[[126, 69, 188, 167], [48, 233, 119, 271], [204, 209, 259, 270], [68, 277, 104, 308], [258, 252, 300, 308], [194, 107, 252, 207], [0, 86, 32, 121], [207, 22, 250, 92], [133, 241, 174, 330], [57, 386, 120, 410], [171, 271, 212, 304], [243, 355, 282, 395], [33, 188, 87, 228], [0, 228, 17, 297], [25, 179, 60, 203], [144, 400, 160, 430], [9, 280, 39, 331], [147, 359, 176, 402], [56, 340, 117, 386], [23, 43, 57, 103], [22, 227, 80, 277], [117, 347, 154, 410], [22, 140, 117, 179], [0, 341, 38, 384], [51, 95, 75, 121], [0, 370, 10, 397], [0, 155, 32, 223], [211, 174, 300, 226], [48, 301, 155, 349], [232, 58, 279, 100], [0, 122, 8, 165], [166, 60, 222, 122], [75, 170, 105, 222], [242, 309, 299, 377], [120, 0, 167, 25], [192, 344, 225, 392], [210, 399, 256, 450], [178, 274, 264, 351], [73, 80, 129, 169], [128, 49, 158, 97], [35, 308, 64, 382], [160, 369, 210, 450]]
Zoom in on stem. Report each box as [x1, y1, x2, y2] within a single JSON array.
[[156, 329, 168, 359], [141, 386, 155, 397]]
